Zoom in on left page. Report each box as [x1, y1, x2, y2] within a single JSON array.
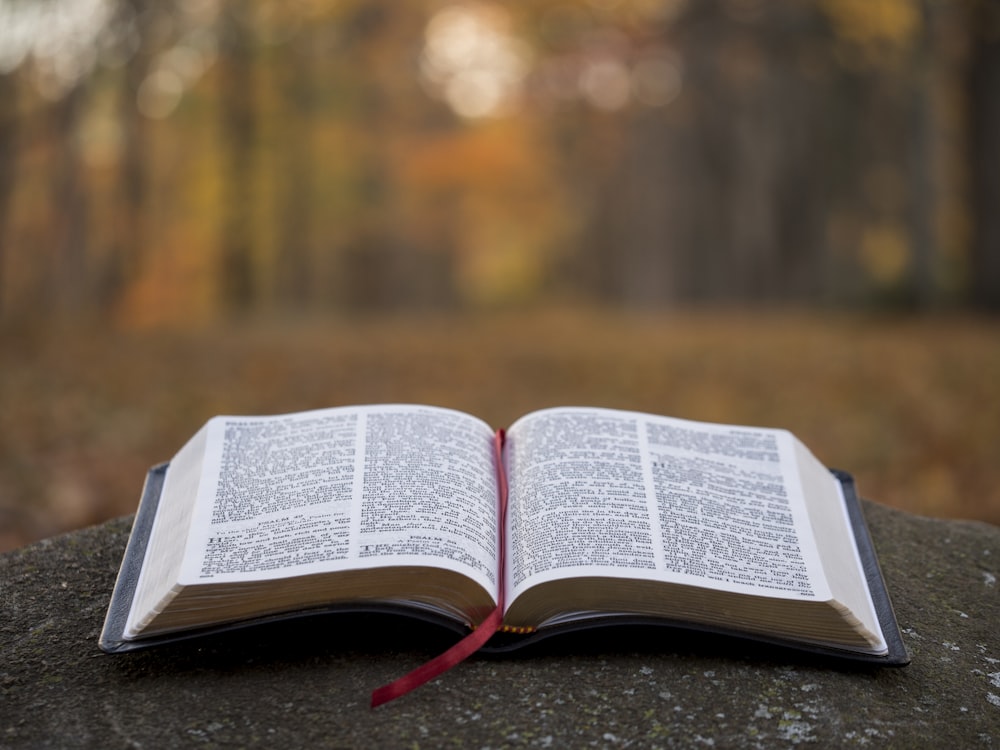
[[126, 404, 500, 638]]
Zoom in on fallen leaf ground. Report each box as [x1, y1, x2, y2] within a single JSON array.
[[2, 309, 997, 552]]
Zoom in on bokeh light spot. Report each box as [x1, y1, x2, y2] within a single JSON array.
[[421, 2, 531, 119], [137, 69, 184, 119]]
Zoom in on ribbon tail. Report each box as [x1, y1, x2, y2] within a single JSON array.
[[370, 428, 509, 708], [370, 606, 503, 708]]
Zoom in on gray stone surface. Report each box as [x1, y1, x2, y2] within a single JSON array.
[[1, 501, 998, 748]]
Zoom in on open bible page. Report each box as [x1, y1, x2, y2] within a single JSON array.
[[503, 407, 831, 610], [176, 405, 500, 598]]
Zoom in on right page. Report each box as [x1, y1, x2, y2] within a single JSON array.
[[503, 407, 886, 652]]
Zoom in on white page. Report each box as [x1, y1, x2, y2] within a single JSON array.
[[504, 407, 831, 607], [177, 405, 500, 599]]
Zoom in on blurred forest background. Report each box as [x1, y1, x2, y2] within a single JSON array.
[[0, 0, 998, 551]]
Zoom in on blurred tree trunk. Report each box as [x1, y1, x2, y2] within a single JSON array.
[[727, 49, 781, 303], [546, 113, 622, 304], [768, 5, 840, 304], [0, 72, 18, 317], [217, 4, 258, 313], [615, 109, 681, 308], [905, 0, 938, 309], [98, 0, 153, 315], [773, 48, 832, 304], [275, 38, 315, 309], [340, 1, 438, 311], [50, 85, 89, 315], [967, 0, 1000, 310], [906, 84, 936, 308], [340, 3, 393, 311]]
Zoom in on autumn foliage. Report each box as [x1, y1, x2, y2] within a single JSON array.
[[0, 1, 998, 550]]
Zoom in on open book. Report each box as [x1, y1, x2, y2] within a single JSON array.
[[101, 405, 907, 690]]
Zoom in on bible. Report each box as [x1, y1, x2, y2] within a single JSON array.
[[100, 405, 907, 700]]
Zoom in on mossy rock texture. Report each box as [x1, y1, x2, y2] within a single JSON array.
[[2, 501, 998, 748]]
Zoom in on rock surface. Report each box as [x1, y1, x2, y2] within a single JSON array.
[[1, 501, 998, 748]]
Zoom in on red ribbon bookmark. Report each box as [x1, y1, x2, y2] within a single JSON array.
[[371, 430, 508, 708], [369, 605, 503, 708]]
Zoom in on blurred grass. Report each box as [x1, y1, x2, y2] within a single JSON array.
[[2, 309, 998, 552]]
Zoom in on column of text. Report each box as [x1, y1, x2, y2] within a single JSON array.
[[508, 411, 656, 589], [648, 422, 813, 595]]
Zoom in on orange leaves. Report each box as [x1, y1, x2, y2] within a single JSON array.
[[394, 122, 570, 305], [820, 0, 925, 70], [395, 122, 549, 192]]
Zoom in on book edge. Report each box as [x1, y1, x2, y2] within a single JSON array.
[[100, 465, 909, 666], [828, 468, 910, 665], [99, 463, 170, 653]]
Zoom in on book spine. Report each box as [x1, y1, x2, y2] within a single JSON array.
[[370, 428, 511, 707]]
